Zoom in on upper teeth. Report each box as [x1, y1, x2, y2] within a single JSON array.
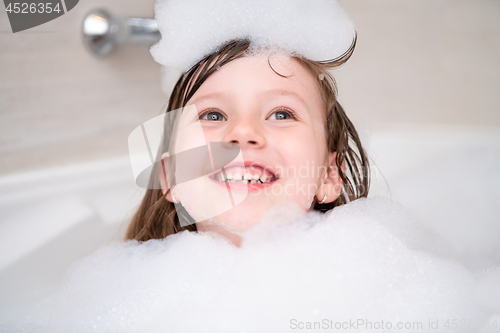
[[216, 167, 273, 183]]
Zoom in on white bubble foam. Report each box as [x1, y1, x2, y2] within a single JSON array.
[[3, 197, 499, 332], [150, 0, 356, 95]]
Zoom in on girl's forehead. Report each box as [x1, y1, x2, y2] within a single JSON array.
[[190, 52, 322, 107]]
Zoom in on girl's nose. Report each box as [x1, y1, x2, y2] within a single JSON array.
[[222, 118, 266, 149]]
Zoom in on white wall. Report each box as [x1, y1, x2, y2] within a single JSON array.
[[337, 0, 500, 128], [0, 0, 164, 175]]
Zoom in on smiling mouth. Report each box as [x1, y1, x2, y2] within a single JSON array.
[[210, 165, 278, 184]]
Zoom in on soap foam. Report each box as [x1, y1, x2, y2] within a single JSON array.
[[151, 0, 356, 95], [3, 197, 499, 332]]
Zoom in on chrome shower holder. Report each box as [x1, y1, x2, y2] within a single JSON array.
[[82, 9, 160, 56]]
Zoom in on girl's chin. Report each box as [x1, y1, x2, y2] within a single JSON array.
[[198, 197, 306, 235], [202, 206, 268, 234]]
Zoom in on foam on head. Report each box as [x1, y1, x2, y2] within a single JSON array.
[[151, 0, 356, 95]]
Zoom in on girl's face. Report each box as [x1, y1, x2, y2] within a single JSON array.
[[166, 52, 342, 236]]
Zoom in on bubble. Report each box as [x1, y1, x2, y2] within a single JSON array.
[[4, 197, 497, 332], [150, 0, 356, 95]]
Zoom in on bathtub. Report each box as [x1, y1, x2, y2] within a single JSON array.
[[0, 123, 499, 309]]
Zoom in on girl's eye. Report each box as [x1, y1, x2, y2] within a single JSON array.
[[267, 108, 296, 120], [200, 110, 227, 121]]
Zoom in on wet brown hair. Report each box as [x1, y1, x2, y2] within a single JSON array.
[[125, 37, 370, 241]]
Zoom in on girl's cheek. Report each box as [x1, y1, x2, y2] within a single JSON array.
[[313, 119, 326, 141], [201, 125, 223, 141], [312, 123, 328, 158]]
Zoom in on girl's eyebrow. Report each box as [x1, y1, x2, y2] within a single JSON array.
[[191, 89, 308, 109], [263, 89, 309, 109], [190, 92, 227, 105]]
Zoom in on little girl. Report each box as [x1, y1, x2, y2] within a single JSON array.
[[6, 2, 493, 331], [125, 0, 370, 245]]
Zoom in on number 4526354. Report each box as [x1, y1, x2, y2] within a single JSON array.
[[5, 2, 62, 14]]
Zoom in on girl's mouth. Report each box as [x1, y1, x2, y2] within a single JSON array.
[[209, 165, 278, 185]]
